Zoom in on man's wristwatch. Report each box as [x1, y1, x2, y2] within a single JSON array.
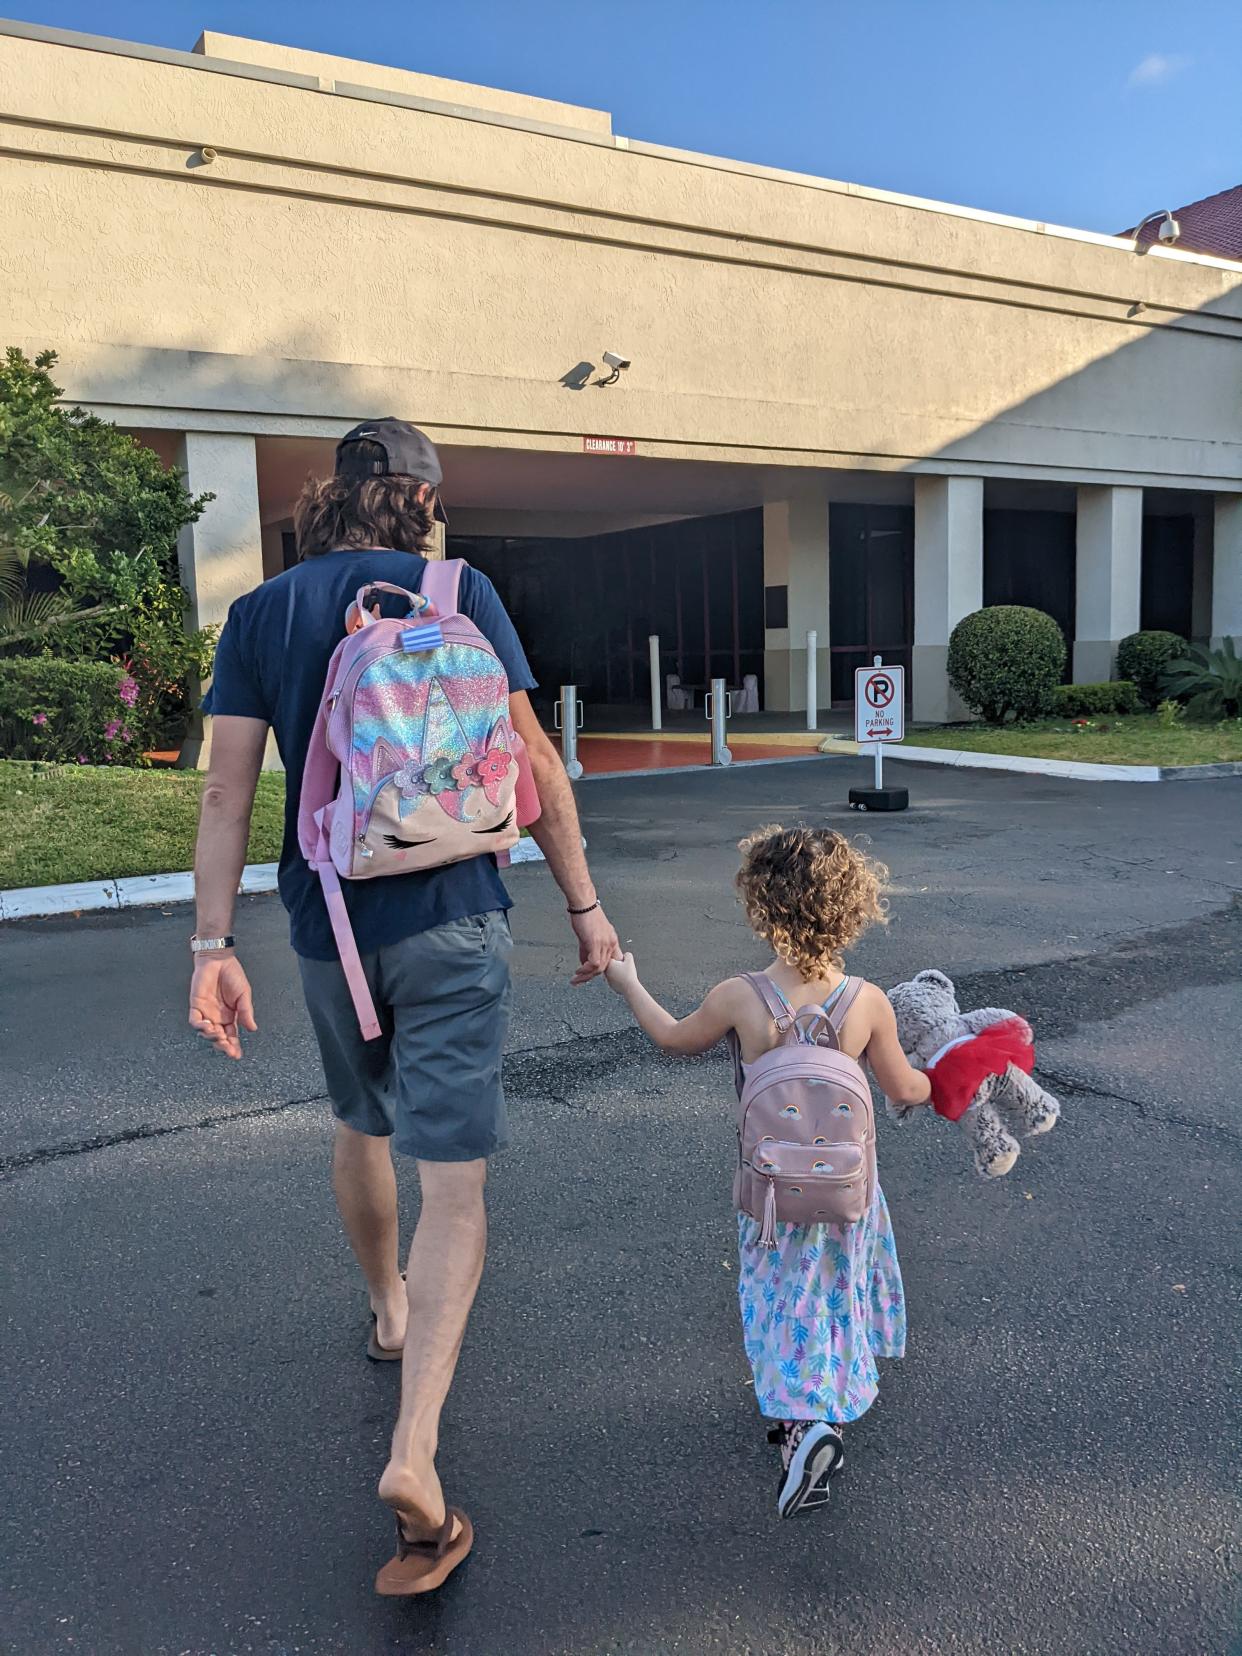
[[190, 934, 235, 954]]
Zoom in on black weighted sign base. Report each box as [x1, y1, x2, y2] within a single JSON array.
[[848, 785, 909, 813]]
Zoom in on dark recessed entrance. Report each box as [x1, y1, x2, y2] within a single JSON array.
[[454, 509, 764, 714], [828, 505, 914, 702]]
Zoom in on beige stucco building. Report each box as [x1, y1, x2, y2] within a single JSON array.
[[2, 19, 1240, 735]]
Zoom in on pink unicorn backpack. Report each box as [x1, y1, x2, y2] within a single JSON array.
[[298, 559, 540, 1040], [730, 975, 875, 1242]]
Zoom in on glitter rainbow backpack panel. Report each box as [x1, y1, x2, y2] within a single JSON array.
[[298, 559, 540, 1039]]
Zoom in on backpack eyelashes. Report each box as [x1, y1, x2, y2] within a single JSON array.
[[472, 810, 516, 836]]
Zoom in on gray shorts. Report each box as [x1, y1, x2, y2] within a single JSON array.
[[298, 911, 513, 1161]]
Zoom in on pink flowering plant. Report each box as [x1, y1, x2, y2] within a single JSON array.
[[0, 659, 145, 764]]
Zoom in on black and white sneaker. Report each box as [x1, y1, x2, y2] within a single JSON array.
[[773, 1422, 845, 1518]]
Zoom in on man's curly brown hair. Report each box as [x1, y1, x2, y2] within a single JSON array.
[[736, 825, 888, 979]]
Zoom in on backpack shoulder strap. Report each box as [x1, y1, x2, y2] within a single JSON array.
[[728, 974, 793, 1100], [420, 557, 466, 617], [739, 971, 795, 1031], [823, 976, 864, 1038]]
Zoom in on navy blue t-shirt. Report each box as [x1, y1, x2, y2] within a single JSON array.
[[204, 550, 536, 960]]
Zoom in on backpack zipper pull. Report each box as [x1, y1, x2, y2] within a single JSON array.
[[759, 1178, 778, 1249]]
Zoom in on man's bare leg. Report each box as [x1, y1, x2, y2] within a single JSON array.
[[377, 1158, 487, 1539], [333, 1122, 407, 1349]]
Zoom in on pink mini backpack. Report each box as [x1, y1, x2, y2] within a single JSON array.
[[298, 559, 540, 1040], [730, 975, 875, 1241]]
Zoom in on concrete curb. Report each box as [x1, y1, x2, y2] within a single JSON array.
[[887, 746, 1242, 783], [820, 736, 1242, 784], [0, 838, 547, 922]]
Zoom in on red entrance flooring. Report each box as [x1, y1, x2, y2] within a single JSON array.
[[578, 737, 819, 774]]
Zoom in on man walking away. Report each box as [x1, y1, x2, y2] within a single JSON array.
[[187, 419, 619, 1593]]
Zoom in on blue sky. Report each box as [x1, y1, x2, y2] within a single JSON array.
[[7, 0, 1239, 231]]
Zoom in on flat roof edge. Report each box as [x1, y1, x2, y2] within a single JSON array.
[[2, 16, 1239, 273]]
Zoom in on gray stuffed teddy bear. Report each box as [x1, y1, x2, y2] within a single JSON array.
[[887, 969, 1060, 1178]]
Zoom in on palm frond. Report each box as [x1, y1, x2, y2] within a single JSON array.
[[0, 598, 117, 650]]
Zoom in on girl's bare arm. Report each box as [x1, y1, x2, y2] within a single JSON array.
[[605, 955, 742, 1055], [863, 989, 933, 1106]]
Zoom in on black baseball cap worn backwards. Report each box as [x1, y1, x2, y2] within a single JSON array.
[[336, 418, 448, 523]]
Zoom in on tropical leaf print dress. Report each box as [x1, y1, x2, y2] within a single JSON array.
[[735, 978, 906, 1424], [737, 1190, 906, 1423]]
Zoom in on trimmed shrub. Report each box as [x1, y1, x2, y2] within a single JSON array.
[[1116, 630, 1187, 708], [1051, 681, 1140, 718], [0, 658, 142, 764], [947, 606, 1066, 724]]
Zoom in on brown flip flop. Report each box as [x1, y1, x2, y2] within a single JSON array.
[[366, 1313, 403, 1363], [366, 1275, 406, 1362], [375, 1507, 474, 1596]]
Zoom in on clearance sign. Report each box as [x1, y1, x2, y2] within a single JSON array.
[[583, 436, 636, 456]]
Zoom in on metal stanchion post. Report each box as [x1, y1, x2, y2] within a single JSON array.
[[806, 628, 818, 732], [705, 676, 733, 766], [555, 683, 584, 780], [649, 634, 662, 732]]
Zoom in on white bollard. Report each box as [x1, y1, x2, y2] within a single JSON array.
[[806, 629, 818, 732], [555, 683, 584, 780], [649, 634, 662, 732], [706, 676, 733, 766]]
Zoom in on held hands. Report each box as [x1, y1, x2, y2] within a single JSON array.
[[189, 955, 258, 1059], [569, 903, 623, 987], [604, 951, 639, 993]]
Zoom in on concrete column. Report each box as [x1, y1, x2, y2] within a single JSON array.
[[762, 492, 830, 714], [1190, 510, 1213, 642], [175, 432, 271, 768], [913, 475, 983, 723], [1073, 485, 1142, 682], [1210, 495, 1242, 648]]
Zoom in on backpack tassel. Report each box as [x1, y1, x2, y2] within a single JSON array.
[[759, 1178, 778, 1249]]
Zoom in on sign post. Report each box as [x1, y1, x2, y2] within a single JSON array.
[[649, 634, 662, 732], [849, 656, 909, 812]]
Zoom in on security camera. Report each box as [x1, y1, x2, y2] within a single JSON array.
[[602, 351, 631, 372], [1132, 209, 1180, 254]]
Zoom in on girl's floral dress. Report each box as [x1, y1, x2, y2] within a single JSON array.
[[737, 1183, 906, 1424], [733, 977, 908, 1425]]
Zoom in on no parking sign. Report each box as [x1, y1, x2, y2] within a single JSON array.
[[854, 663, 905, 744]]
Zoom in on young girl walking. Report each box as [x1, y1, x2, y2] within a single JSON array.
[[605, 825, 931, 1517]]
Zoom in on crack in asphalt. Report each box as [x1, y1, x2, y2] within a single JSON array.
[[0, 1094, 329, 1177], [6, 902, 1237, 1178], [1035, 1067, 1239, 1141], [0, 1034, 654, 1179], [950, 896, 1241, 1039]]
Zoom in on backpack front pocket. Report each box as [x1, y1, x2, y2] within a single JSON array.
[[750, 1140, 869, 1238]]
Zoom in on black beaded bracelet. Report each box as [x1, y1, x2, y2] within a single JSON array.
[[567, 900, 601, 916]]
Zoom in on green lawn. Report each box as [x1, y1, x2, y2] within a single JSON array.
[[0, 761, 286, 889], [904, 715, 1242, 766]]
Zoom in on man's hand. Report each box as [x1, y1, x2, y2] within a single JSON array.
[[189, 955, 258, 1059], [570, 905, 621, 986]]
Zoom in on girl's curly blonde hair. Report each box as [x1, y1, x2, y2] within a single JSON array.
[[736, 825, 888, 979]]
